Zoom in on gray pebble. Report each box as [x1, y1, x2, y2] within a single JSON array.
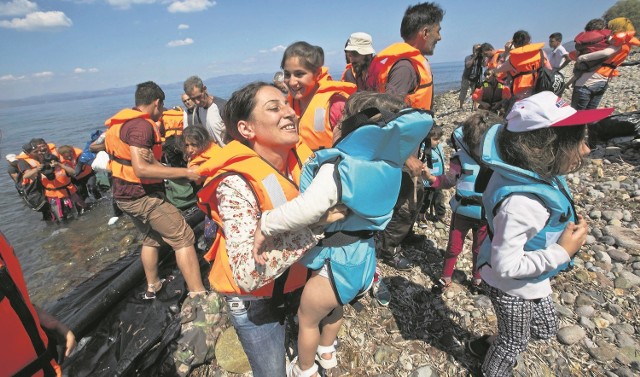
[[557, 325, 586, 345]]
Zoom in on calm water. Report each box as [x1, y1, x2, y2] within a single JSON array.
[[0, 63, 463, 309]]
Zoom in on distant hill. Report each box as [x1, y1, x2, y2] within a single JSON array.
[[0, 72, 274, 109]]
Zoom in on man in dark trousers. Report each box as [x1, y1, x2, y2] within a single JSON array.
[[368, 2, 444, 270]]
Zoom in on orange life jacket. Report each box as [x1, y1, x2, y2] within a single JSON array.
[[0, 232, 61, 377], [289, 68, 356, 151], [341, 63, 354, 81], [189, 142, 221, 169], [595, 32, 640, 78], [104, 108, 163, 185], [507, 42, 546, 97], [368, 42, 434, 110], [196, 140, 313, 297], [488, 49, 508, 82], [161, 108, 184, 141], [17, 155, 40, 186], [59, 147, 93, 180], [41, 166, 76, 199]]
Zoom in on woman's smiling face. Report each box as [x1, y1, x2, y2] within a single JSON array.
[[283, 56, 319, 101], [244, 85, 299, 150]]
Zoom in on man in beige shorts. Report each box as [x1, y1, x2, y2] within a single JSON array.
[[105, 81, 206, 300]]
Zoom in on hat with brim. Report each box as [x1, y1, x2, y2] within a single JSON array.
[[5, 153, 17, 162], [506, 91, 614, 132], [344, 32, 375, 55]]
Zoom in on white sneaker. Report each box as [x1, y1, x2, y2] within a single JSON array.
[[107, 216, 119, 226], [287, 357, 318, 377]]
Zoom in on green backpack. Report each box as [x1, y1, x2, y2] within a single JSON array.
[[165, 179, 197, 210]]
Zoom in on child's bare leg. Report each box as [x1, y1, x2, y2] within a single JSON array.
[[319, 306, 343, 359], [297, 272, 340, 371]]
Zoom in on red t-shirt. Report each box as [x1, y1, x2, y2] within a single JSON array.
[[112, 117, 164, 200]]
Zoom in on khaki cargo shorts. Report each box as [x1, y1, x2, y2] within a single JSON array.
[[117, 195, 195, 249]]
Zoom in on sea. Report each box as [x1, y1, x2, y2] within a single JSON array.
[[0, 61, 463, 309]]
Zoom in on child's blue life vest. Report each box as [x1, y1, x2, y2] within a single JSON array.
[[300, 108, 433, 232], [423, 143, 445, 188], [298, 107, 433, 305], [477, 124, 577, 282], [449, 126, 483, 220]]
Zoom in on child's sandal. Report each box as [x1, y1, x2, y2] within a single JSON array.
[[315, 344, 337, 369], [287, 356, 318, 377]]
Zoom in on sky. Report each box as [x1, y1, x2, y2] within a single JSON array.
[[0, 0, 619, 100]]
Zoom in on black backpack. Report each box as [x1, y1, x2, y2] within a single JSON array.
[[467, 55, 484, 88], [534, 50, 565, 96]]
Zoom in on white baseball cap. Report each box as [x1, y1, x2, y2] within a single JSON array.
[[506, 91, 614, 132], [5, 153, 17, 162], [344, 32, 375, 55]]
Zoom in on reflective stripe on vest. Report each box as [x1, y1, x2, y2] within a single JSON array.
[[196, 141, 313, 297], [290, 68, 356, 151], [450, 126, 483, 219]]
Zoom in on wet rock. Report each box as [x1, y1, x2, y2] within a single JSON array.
[[214, 327, 250, 374], [587, 343, 618, 363], [374, 345, 399, 365], [606, 226, 640, 254], [410, 365, 439, 377], [615, 270, 640, 288], [575, 305, 595, 317], [614, 366, 637, 377], [607, 248, 631, 262], [560, 292, 576, 305], [557, 325, 586, 345]]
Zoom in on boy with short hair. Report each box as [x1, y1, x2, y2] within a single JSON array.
[[548, 32, 570, 71]]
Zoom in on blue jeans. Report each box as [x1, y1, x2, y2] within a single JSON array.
[[571, 80, 608, 110], [227, 297, 286, 377]]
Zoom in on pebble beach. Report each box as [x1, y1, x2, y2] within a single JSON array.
[[192, 55, 640, 377]]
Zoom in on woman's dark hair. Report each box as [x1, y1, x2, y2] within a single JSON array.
[[224, 81, 272, 144], [512, 30, 531, 48], [498, 125, 587, 179], [181, 125, 211, 153], [280, 41, 324, 73], [461, 111, 503, 160]]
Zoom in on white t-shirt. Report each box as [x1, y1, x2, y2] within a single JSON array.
[[196, 104, 226, 147], [546, 45, 568, 69]]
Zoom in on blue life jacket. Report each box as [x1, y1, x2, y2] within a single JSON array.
[[298, 108, 433, 304], [477, 124, 576, 282], [78, 130, 102, 165], [423, 143, 445, 188], [300, 108, 433, 232], [449, 126, 483, 219]]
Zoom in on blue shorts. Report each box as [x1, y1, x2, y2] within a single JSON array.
[[300, 237, 376, 305]]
